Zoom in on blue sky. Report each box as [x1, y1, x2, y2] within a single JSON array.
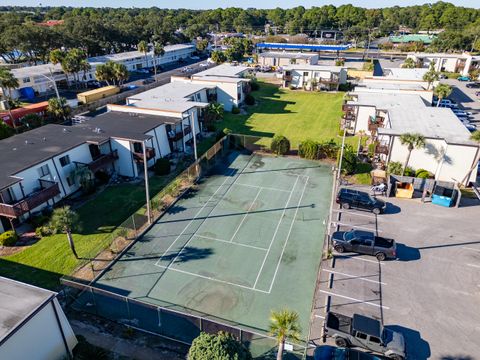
[[5, 0, 480, 9]]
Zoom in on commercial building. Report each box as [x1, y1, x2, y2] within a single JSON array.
[[0, 277, 77, 360], [281, 64, 347, 90], [258, 52, 319, 67], [5, 44, 196, 99], [342, 92, 478, 185], [0, 110, 194, 233], [406, 52, 480, 78]]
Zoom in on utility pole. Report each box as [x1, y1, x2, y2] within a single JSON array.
[[191, 112, 198, 161], [143, 140, 152, 225]]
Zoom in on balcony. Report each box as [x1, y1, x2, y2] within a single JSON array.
[[0, 180, 60, 218], [88, 150, 118, 173], [318, 77, 339, 84], [168, 126, 191, 142], [133, 147, 156, 163], [368, 116, 385, 133], [375, 144, 389, 155]]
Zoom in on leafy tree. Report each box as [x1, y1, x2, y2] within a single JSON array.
[[422, 62, 439, 90], [402, 58, 416, 69], [434, 83, 452, 107], [188, 331, 252, 360], [47, 97, 71, 121], [0, 121, 14, 140], [399, 133, 426, 176], [21, 113, 43, 129], [196, 39, 209, 53], [271, 135, 290, 155], [211, 51, 226, 64], [49, 206, 81, 259], [269, 309, 301, 360]]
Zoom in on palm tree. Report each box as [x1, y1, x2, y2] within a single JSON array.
[[206, 102, 224, 122], [422, 61, 439, 90], [402, 57, 416, 69], [461, 130, 480, 185], [153, 43, 165, 77], [138, 40, 149, 69], [49, 206, 80, 259], [47, 97, 71, 122], [79, 59, 92, 86], [399, 133, 426, 176], [112, 63, 129, 85], [0, 68, 20, 130], [95, 62, 114, 86], [269, 309, 301, 360], [357, 130, 366, 155], [434, 83, 452, 107]]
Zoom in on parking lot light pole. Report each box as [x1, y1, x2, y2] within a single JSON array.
[[337, 128, 347, 185], [143, 140, 152, 225]]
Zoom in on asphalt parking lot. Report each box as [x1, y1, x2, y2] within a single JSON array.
[[309, 188, 480, 359], [445, 78, 480, 127]]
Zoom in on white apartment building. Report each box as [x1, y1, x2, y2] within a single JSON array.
[[0, 277, 77, 360], [0, 110, 191, 233], [342, 92, 478, 185], [6, 44, 195, 99], [258, 52, 319, 67], [281, 64, 347, 90], [406, 52, 480, 78], [362, 67, 438, 91]]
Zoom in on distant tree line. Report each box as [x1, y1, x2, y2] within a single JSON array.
[[0, 3, 479, 64]]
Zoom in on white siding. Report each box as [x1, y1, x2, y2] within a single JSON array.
[[111, 139, 136, 177], [437, 144, 478, 184], [355, 106, 376, 135], [0, 299, 77, 360]]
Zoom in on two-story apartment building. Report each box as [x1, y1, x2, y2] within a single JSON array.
[[258, 52, 319, 67], [0, 110, 188, 233], [281, 64, 347, 90], [406, 52, 480, 79]]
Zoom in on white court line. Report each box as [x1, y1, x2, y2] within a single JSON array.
[[253, 176, 300, 289], [319, 290, 390, 310], [467, 263, 480, 269], [336, 254, 385, 265], [235, 182, 291, 193], [154, 263, 269, 294], [267, 176, 309, 293], [323, 269, 387, 285], [463, 247, 480, 253], [333, 222, 382, 233], [195, 234, 268, 251], [155, 167, 236, 267], [230, 188, 262, 242]]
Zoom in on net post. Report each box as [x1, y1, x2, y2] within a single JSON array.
[[126, 297, 131, 320]]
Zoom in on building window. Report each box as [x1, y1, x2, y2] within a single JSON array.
[[66, 174, 75, 187], [22, 77, 31, 83], [303, 72, 309, 77], [59, 155, 71, 167], [37, 164, 50, 177]]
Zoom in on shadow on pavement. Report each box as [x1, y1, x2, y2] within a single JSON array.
[[386, 325, 431, 360]]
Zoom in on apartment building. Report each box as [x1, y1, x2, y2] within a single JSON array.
[[0, 277, 77, 360], [281, 64, 347, 90], [342, 92, 478, 185], [258, 52, 319, 67], [5, 44, 195, 99], [362, 67, 438, 91], [0, 110, 190, 233], [406, 52, 480, 78]]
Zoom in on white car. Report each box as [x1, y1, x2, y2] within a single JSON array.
[[190, 56, 200, 60], [452, 109, 472, 116], [199, 63, 209, 68], [135, 68, 150, 74]]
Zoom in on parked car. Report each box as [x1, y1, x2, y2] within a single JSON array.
[[332, 229, 396, 260], [466, 82, 480, 88], [476, 91, 480, 97], [135, 68, 150, 74], [436, 102, 458, 109], [458, 75, 471, 81], [434, 98, 456, 106], [465, 123, 477, 132], [142, 78, 156, 85], [199, 62, 209, 68], [452, 109, 472, 116], [324, 312, 406, 360], [439, 74, 448, 79], [190, 56, 200, 60], [336, 188, 386, 215], [314, 345, 382, 360]]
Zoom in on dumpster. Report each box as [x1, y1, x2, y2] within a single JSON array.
[[395, 182, 414, 198], [432, 186, 455, 207]]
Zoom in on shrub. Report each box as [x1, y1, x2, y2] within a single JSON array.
[[231, 106, 240, 114], [387, 161, 403, 175], [318, 139, 339, 159], [29, 214, 50, 228], [340, 144, 358, 175], [338, 128, 346, 137], [367, 143, 376, 158], [250, 81, 260, 91], [415, 169, 434, 179], [404, 166, 415, 177], [35, 225, 53, 238], [270, 135, 290, 155], [299, 139, 319, 159], [0, 230, 18, 246], [335, 59, 345, 66], [0, 122, 14, 140], [188, 332, 252, 360], [94, 170, 110, 184], [245, 94, 255, 105], [338, 83, 352, 92], [154, 158, 171, 176]]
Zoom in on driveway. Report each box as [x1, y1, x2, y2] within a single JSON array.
[[309, 189, 480, 359]]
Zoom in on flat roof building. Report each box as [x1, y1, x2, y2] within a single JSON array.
[[258, 52, 319, 67]]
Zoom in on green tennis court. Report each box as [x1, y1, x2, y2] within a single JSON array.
[[94, 150, 333, 341]]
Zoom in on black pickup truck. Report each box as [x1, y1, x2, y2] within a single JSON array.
[[324, 312, 406, 360], [332, 230, 396, 261]]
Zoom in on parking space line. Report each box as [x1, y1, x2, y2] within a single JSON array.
[[332, 209, 378, 219], [463, 247, 480, 253], [335, 254, 385, 265], [319, 290, 389, 310], [323, 269, 387, 285], [333, 222, 382, 232], [467, 263, 480, 269]]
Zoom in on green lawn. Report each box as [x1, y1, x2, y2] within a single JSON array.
[[216, 82, 358, 148], [0, 174, 176, 290]]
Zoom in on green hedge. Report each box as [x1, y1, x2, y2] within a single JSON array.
[[0, 230, 18, 246], [271, 135, 291, 155]]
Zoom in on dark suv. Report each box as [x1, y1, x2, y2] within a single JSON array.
[[336, 188, 386, 214]]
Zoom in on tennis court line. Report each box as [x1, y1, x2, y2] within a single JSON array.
[[229, 188, 262, 242], [154, 263, 270, 294], [154, 167, 236, 267], [195, 234, 268, 251], [156, 154, 256, 268], [234, 182, 291, 194], [252, 175, 300, 289], [267, 176, 309, 293]]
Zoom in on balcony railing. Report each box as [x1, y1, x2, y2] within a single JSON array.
[[375, 144, 389, 155], [368, 116, 385, 133], [168, 126, 191, 142], [0, 180, 60, 218], [88, 150, 119, 173], [133, 147, 156, 163], [318, 77, 339, 84]]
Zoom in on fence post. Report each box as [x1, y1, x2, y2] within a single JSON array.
[[126, 297, 131, 320], [131, 215, 137, 237], [90, 287, 99, 316]]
